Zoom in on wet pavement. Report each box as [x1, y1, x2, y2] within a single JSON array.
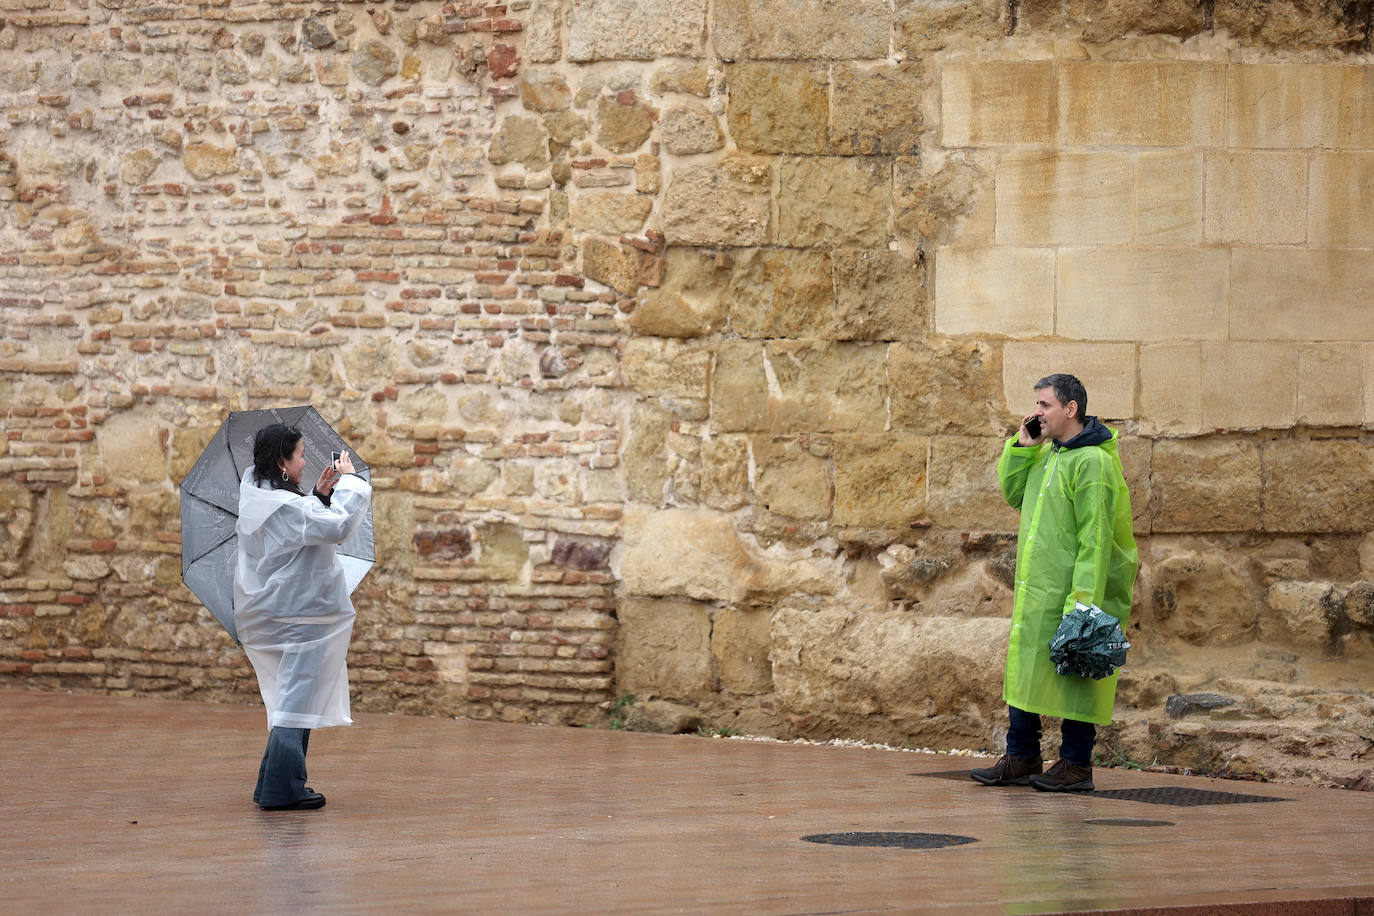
[[3, 688, 1372, 914]]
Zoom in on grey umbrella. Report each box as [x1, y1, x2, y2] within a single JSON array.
[[179, 406, 373, 643]]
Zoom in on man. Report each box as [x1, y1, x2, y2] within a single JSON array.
[[970, 374, 1138, 792]]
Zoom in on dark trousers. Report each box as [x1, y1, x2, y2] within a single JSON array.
[[1006, 705, 1096, 765], [253, 726, 311, 807]]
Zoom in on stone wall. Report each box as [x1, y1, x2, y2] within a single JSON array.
[[3, 0, 1374, 782]]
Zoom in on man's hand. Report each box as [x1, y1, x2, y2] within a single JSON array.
[[1018, 414, 1046, 447]]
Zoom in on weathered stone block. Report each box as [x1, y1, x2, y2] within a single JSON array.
[[1057, 249, 1228, 342], [1203, 152, 1307, 245], [894, 155, 994, 246], [595, 93, 656, 154], [661, 155, 772, 246], [1136, 151, 1203, 245], [1139, 343, 1202, 435], [570, 191, 653, 234], [1022, 0, 1207, 40], [616, 598, 713, 700], [764, 341, 888, 433], [777, 157, 888, 248], [710, 340, 768, 432], [1309, 152, 1374, 248], [488, 115, 550, 169], [352, 40, 399, 86], [754, 437, 832, 520], [833, 434, 928, 527], [711, 607, 774, 694], [934, 247, 1053, 338], [631, 249, 731, 339], [714, 0, 891, 59], [894, 0, 1004, 52], [101, 409, 167, 483], [652, 63, 711, 97], [625, 401, 671, 503], [1298, 344, 1361, 427], [183, 143, 239, 180], [1152, 439, 1261, 532], [1002, 342, 1136, 420], [830, 63, 924, 155], [832, 249, 927, 341], [120, 149, 160, 186], [659, 102, 724, 155], [623, 338, 711, 399], [728, 249, 834, 339], [700, 435, 750, 511], [926, 436, 1019, 530], [568, 0, 708, 60], [725, 63, 828, 155], [582, 238, 639, 295], [1058, 62, 1224, 147], [1152, 551, 1256, 645], [525, 1, 562, 63], [890, 338, 1002, 436], [995, 150, 1133, 245], [518, 71, 571, 112], [1230, 249, 1374, 342], [770, 606, 1009, 719], [1262, 439, 1374, 534], [1215, 0, 1365, 50], [941, 61, 1054, 147], [1199, 342, 1296, 431], [1261, 582, 1337, 650], [1228, 65, 1374, 149]]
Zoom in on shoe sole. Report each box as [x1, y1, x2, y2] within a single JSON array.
[[1029, 779, 1094, 793], [969, 773, 1038, 787]]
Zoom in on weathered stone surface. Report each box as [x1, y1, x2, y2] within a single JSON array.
[[120, 149, 160, 186], [620, 507, 837, 602], [0, 479, 35, 575], [725, 63, 827, 155], [488, 115, 550, 169], [833, 434, 928, 528], [890, 338, 1002, 435], [941, 60, 1054, 146], [568, 0, 708, 60], [830, 63, 924, 155], [570, 191, 653, 234], [616, 598, 713, 701], [476, 522, 528, 580], [182, 143, 238, 180], [728, 249, 834, 339], [1227, 64, 1374, 148], [894, 156, 991, 246], [830, 249, 926, 342], [582, 237, 639, 294], [1230, 249, 1374, 342], [1261, 581, 1338, 650], [714, 0, 891, 59], [1214, 2, 1367, 50], [894, 0, 1004, 51], [764, 341, 888, 433], [1151, 551, 1256, 645], [623, 338, 711, 399], [625, 401, 671, 503], [754, 437, 831, 520], [525, 1, 562, 63], [661, 155, 772, 246], [1151, 439, 1261, 532], [710, 340, 768, 432], [777, 157, 888, 248], [1136, 150, 1204, 245], [1058, 249, 1228, 342], [1262, 440, 1374, 534], [659, 102, 723, 155], [1310, 152, 1374, 248], [996, 150, 1133, 245], [1298, 344, 1362, 426], [1021, 0, 1207, 40], [595, 93, 656, 153], [1200, 342, 1297, 431], [624, 699, 704, 733], [352, 40, 399, 86], [519, 71, 572, 112], [934, 247, 1053, 338], [700, 435, 750, 511], [101, 409, 166, 483], [1001, 342, 1135, 421], [1058, 62, 1225, 147], [712, 607, 774, 694], [631, 249, 731, 338], [925, 436, 1019, 530], [770, 606, 1009, 720], [651, 63, 711, 97], [1204, 151, 1307, 245]]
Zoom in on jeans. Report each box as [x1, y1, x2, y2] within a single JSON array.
[[253, 726, 312, 807], [1006, 705, 1096, 765]]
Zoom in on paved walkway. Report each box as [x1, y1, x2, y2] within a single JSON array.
[[3, 689, 1373, 915]]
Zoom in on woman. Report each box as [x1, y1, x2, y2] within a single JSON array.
[[234, 423, 371, 811]]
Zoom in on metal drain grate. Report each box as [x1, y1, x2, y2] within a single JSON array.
[[1091, 786, 1288, 807], [802, 832, 978, 849]]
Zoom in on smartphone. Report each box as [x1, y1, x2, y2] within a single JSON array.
[[1024, 416, 1042, 439], [331, 450, 342, 468]]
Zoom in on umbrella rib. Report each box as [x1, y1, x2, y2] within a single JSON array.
[[184, 527, 238, 568]]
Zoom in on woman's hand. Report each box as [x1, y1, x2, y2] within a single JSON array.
[[336, 450, 356, 475], [314, 464, 340, 496]]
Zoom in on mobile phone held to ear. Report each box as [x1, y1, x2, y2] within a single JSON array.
[[1024, 416, 1042, 439]]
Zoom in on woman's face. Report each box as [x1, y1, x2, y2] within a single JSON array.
[[278, 438, 306, 485]]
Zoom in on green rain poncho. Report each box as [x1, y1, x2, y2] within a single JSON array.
[[997, 418, 1138, 725]]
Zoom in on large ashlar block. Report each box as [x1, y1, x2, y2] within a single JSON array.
[[1058, 61, 1225, 147], [660, 155, 772, 246], [711, 340, 768, 432], [1057, 249, 1228, 342], [1200, 342, 1297, 430], [714, 0, 891, 59], [832, 434, 929, 527], [1231, 249, 1374, 342], [1136, 151, 1204, 245], [1139, 343, 1202, 435], [776, 157, 889, 248], [753, 437, 832, 520], [941, 61, 1054, 147], [1151, 439, 1262, 533], [763, 340, 889, 433], [926, 435, 1020, 530], [934, 247, 1054, 338], [1203, 152, 1307, 245], [1002, 342, 1136, 419], [1298, 344, 1362, 426], [1261, 440, 1374, 534], [728, 248, 835, 339], [890, 338, 1004, 436], [568, 0, 708, 60], [831, 62, 925, 155], [1310, 152, 1374, 248], [1228, 64, 1374, 149], [725, 63, 829, 155], [832, 248, 928, 341], [615, 598, 713, 700], [995, 150, 1133, 246], [623, 338, 711, 399]]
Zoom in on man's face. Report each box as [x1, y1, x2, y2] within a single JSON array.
[[1034, 387, 1077, 440]]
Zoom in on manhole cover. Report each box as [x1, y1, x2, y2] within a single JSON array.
[[1084, 817, 1175, 827], [1092, 786, 1288, 807], [802, 832, 978, 849]]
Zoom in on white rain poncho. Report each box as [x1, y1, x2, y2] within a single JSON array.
[[233, 468, 371, 729]]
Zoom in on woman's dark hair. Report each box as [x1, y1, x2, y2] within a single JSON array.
[[251, 423, 304, 493]]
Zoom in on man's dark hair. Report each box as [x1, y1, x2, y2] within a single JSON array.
[[251, 423, 304, 493], [1035, 373, 1087, 418]]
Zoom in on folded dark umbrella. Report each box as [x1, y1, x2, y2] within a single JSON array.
[[1049, 603, 1130, 680], [178, 406, 373, 644]]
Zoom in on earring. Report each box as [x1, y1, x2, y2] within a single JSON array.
[[281, 469, 288, 482]]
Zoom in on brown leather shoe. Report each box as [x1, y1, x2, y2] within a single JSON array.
[[969, 755, 1043, 786], [1028, 758, 1094, 792]]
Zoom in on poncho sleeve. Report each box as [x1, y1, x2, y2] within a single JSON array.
[[1064, 449, 1116, 617], [997, 436, 1041, 510]]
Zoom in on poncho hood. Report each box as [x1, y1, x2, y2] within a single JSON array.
[[237, 468, 301, 536], [1055, 415, 1112, 450]]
